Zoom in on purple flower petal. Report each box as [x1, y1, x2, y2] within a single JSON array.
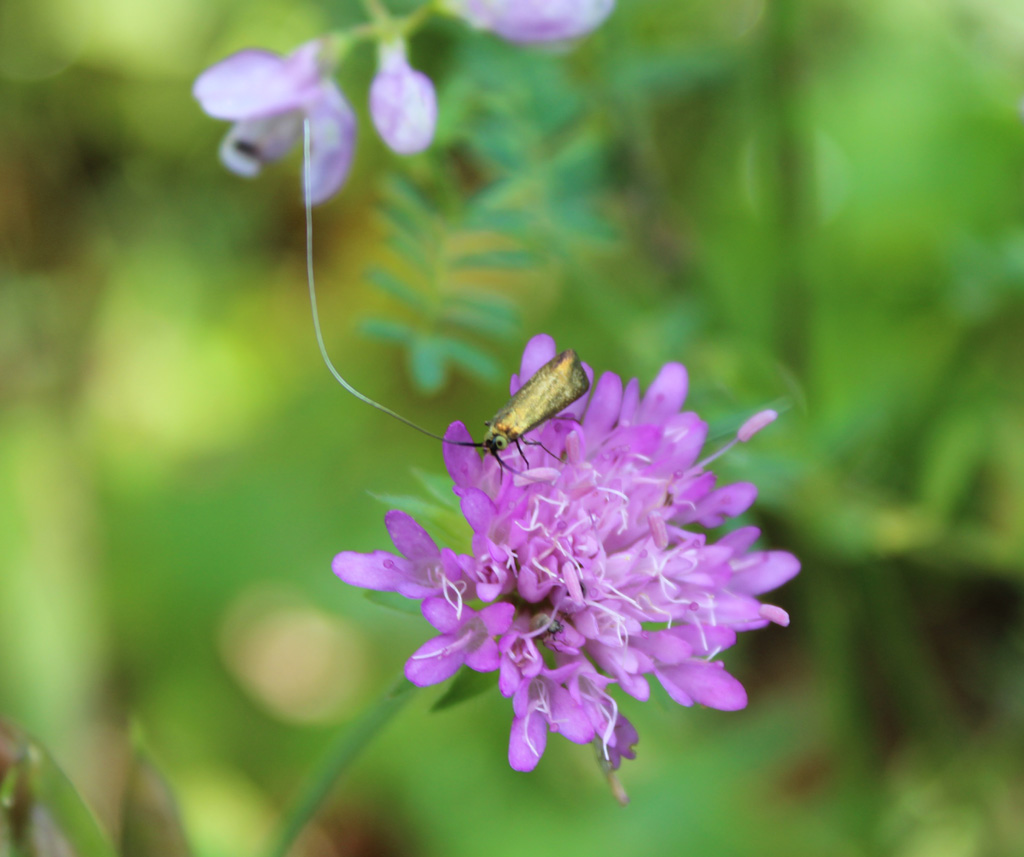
[[718, 525, 762, 554], [369, 45, 437, 155], [193, 49, 320, 120], [304, 83, 357, 205], [465, 637, 501, 671], [385, 509, 439, 562], [672, 624, 737, 657], [514, 334, 557, 393], [458, 488, 497, 532], [605, 714, 638, 770], [582, 371, 622, 440], [332, 550, 435, 598], [637, 362, 688, 423], [218, 111, 303, 177], [730, 550, 801, 595], [422, 596, 462, 633], [508, 707, 548, 771], [618, 377, 640, 425], [405, 634, 466, 686], [656, 661, 748, 710], [548, 684, 593, 743], [656, 412, 708, 471], [480, 601, 516, 635], [692, 482, 758, 527], [453, 0, 616, 44], [444, 421, 483, 487]]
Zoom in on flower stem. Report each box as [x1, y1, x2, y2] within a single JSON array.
[[360, 0, 390, 22], [263, 675, 417, 857]]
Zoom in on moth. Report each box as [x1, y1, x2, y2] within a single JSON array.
[[481, 349, 589, 459]]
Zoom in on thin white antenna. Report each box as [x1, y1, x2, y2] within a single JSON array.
[[301, 119, 476, 446]]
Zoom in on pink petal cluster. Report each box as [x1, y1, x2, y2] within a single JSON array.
[[193, 39, 356, 205], [334, 334, 799, 772]]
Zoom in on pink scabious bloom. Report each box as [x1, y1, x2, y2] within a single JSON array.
[[193, 38, 356, 205], [369, 41, 437, 155], [333, 334, 799, 773], [442, 0, 615, 44]]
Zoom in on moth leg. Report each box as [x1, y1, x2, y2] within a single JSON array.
[[515, 439, 531, 469], [522, 438, 559, 462]]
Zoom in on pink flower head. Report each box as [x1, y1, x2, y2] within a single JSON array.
[[444, 0, 615, 44], [369, 41, 437, 155], [333, 334, 800, 775], [193, 38, 356, 205]]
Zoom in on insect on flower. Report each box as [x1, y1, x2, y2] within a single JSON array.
[[483, 349, 589, 459], [299, 121, 588, 465]]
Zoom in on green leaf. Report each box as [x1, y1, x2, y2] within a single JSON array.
[[451, 250, 537, 271], [448, 291, 520, 317], [436, 337, 502, 383], [366, 268, 429, 312], [431, 668, 498, 712], [550, 201, 619, 243], [0, 720, 117, 857], [442, 306, 519, 340], [368, 491, 471, 549], [359, 318, 414, 344], [387, 234, 433, 277], [409, 336, 447, 394], [369, 491, 446, 523], [462, 206, 532, 237], [380, 203, 425, 244], [385, 174, 434, 219], [410, 469, 459, 510], [120, 753, 192, 857]]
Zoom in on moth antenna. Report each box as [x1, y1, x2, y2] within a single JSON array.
[[301, 119, 480, 449]]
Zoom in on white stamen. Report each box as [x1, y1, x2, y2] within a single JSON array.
[[759, 604, 790, 626], [647, 511, 668, 550], [513, 467, 561, 487], [738, 409, 778, 442], [530, 556, 557, 581], [441, 576, 466, 619], [562, 561, 585, 603], [565, 430, 583, 465], [596, 485, 630, 504]]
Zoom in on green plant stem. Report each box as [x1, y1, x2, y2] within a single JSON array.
[[263, 675, 417, 857], [360, 0, 390, 22], [337, 1, 438, 48]]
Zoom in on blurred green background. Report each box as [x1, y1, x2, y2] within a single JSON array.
[[3, 0, 1024, 854]]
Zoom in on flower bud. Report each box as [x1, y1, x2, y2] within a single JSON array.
[[369, 42, 437, 155]]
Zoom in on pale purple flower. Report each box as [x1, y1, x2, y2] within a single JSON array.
[[334, 334, 800, 774], [193, 38, 356, 204], [369, 41, 437, 155], [443, 0, 615, 44]]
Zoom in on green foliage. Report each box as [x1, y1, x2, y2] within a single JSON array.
[[0, 722, 117, 857], [369, 467, 472, 551], [360, 175, 527, 394], [430, 668, 498, 713]]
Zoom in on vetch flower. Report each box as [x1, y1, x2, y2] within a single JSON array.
[[334, 334, 800, 778], [443, 0, 615, 44], [369, 41, 437, 155], [193, 38, 356, 204]]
